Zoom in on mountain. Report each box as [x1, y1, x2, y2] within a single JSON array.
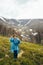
[[18, 19, 29, 25], [0, 17, 43, 36], [0, 17, 30, 28], [0, 17, 19, 28], [20, 19, 43, 43], [0, 17, 43, 42], [22, 19, 43, 32]]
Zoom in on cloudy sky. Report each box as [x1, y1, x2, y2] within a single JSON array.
[[0, 0, 43, 19]]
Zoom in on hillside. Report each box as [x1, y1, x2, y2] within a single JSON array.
[[0, 36, 43, 65]]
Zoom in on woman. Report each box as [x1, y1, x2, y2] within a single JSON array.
[[10, 34, 20, 59]]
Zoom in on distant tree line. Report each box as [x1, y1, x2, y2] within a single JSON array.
[[0, 24, 22, 40], [29, 30, 43, 44]]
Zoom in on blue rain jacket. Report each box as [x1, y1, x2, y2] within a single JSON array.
[[10, 37, 20, 53]]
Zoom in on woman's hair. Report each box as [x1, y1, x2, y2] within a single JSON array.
[[12, 35, 14, 37], [13, 34, 17, 37]]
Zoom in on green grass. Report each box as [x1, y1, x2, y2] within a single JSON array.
[[0, 36, 43, 65]]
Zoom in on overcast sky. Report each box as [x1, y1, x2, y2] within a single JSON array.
[[0, 0, 43, 19]]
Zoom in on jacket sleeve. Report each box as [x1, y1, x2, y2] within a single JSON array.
[[17, 38, 20, 44]]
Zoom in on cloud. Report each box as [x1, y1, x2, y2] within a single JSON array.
[[16, 0, 43, 19], [15, 0, 36, 5], [0, 0, 43, 19], [0, 0, 19, 18], [15, 0, 29, 5]]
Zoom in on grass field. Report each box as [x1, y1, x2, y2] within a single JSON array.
[[0, 36, 43, 65]]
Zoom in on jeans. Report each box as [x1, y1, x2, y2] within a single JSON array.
[[14, 50, 18, 59]]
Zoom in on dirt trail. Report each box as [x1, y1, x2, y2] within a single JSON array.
[[0, 58, 3, 61], [18, 50, 24, 58]]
